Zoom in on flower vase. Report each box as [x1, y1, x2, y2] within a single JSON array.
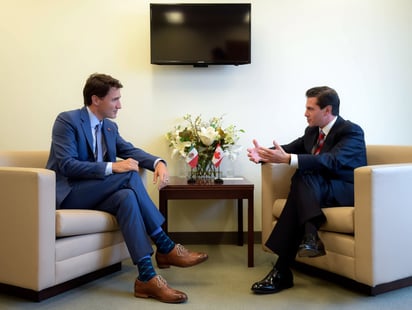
[[187, 158, 223, 184], [177, 156, 189, 178]]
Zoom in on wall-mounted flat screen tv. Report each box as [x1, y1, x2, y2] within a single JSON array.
[[150, 3, 251, 67]]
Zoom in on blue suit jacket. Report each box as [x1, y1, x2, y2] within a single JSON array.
[[46, 107, 159, 207], [281, 116, 367, 205]]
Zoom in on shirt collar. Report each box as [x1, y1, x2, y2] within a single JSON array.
[[86, 106, 101, 128], [320, 116, 337, 136]]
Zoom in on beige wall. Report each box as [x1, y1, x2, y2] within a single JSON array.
[[1, 0, 411, 232]]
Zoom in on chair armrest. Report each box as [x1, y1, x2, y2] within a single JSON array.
[[0, 167, 56, 290], [261, 163, 296, 246], [354, 163, 412, 286]]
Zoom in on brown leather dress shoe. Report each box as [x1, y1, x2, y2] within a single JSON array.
[[156, 243, 208, 269], [134, 275, 188, 303]]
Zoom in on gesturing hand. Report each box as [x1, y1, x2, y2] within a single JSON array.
[[247, 139, 263, 163], [247, 139, 291, 164]]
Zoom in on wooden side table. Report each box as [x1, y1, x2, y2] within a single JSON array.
[[159, 176, 255, 267]]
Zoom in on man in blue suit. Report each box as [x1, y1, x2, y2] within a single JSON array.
[[46, 73, 208, 303], [247, 86, 367, 294]]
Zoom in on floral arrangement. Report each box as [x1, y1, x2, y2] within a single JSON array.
[[166, 114, 244, 179]]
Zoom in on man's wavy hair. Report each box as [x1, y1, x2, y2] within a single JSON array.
[[83, 73, 123, 106]]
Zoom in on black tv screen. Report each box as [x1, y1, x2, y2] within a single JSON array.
[[150, 3, 251, 66]]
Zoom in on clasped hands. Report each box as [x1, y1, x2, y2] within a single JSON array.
[[247, 139, 291, 164], [112, 158, 169, 190]]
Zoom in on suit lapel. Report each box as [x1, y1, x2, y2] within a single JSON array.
[[80, 107, 117, 161], [305, 127, 320, 154], [322, 116, 344, 152], [80, 107, 94, 156], [101, 121, 116, 162]]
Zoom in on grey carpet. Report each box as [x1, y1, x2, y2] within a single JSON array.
[[1, 244, 412, 309]]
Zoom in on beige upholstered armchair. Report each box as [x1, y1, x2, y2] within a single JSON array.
[[0, 150, 141, 301], [261, 145, 412, 295]]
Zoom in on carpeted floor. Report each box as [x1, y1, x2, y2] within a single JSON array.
[[1, 244, 412, 309]]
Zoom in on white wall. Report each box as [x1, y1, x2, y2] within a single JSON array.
[[1, 0, 411, 233]]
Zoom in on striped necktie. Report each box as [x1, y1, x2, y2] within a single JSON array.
[[313, 130, 325, 155]]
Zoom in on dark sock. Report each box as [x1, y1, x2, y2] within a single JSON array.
[[151, 229, 175, 254], [137, 255, 156, 282]]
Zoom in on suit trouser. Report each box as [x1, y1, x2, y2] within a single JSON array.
[[60, 171, 164, 264], [265, 170, 333, 262]]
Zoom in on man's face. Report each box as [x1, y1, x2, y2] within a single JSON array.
[[92, 87, 122, 120], [304, 97, 331, 128]]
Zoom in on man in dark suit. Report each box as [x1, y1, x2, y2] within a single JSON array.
[[247, 86, 367, 294], [46, 73, 208, 303]]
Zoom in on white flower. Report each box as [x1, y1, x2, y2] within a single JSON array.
[[166, 114, 244, 165], [199, 126, 219, 146], [172, 140, 192, 158]]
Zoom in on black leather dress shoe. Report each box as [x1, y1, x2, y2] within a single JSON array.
[[298, 233, 326, 257], [251, 267, 294, 294]]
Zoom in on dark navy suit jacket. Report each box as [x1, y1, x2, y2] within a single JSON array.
[[46, 107, 159, 208], [281, 116, 367, 205]]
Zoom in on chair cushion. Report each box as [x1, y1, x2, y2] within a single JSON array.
[[55, 231, 125, 261], [273, 199, 354, 234], [56, 209, 119, 237]]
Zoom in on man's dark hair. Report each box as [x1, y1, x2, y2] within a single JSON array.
[[306, 86, 340, 115], [83, 73, 123, 106]]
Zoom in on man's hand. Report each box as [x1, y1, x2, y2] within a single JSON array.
[[153, 161, 169, 190], [247, 139, 291, 164], [247, 139, 263, 163], [112, 158, 140, 173]]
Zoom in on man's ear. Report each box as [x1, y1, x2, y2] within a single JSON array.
[[325, 105, 332, 115], [91, 95, 100, 106]]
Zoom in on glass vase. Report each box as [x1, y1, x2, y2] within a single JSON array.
[[187, 157, 222, 184]]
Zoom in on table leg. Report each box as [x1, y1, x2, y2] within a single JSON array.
[[159, 192, 168, 233], [237, 199, 243, 246], [248, 195, 254, 267]]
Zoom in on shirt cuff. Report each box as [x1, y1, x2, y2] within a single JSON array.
[[105, 162, 113, 175], [154, 158, 165, 170], [290, 154, 298, 168]]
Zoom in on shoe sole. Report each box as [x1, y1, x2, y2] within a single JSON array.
[[156, 256, 208, 269], [134, 291, 188, 303], [252, 283, 294, 294], [298, 247, 326, 258]]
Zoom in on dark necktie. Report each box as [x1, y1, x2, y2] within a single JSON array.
[[94, 123, 103, 162], [313, 130, 325, 155]]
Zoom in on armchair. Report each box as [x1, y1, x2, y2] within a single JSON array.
[[0, 151, 146, 301], [261, 145, 412, 295]]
